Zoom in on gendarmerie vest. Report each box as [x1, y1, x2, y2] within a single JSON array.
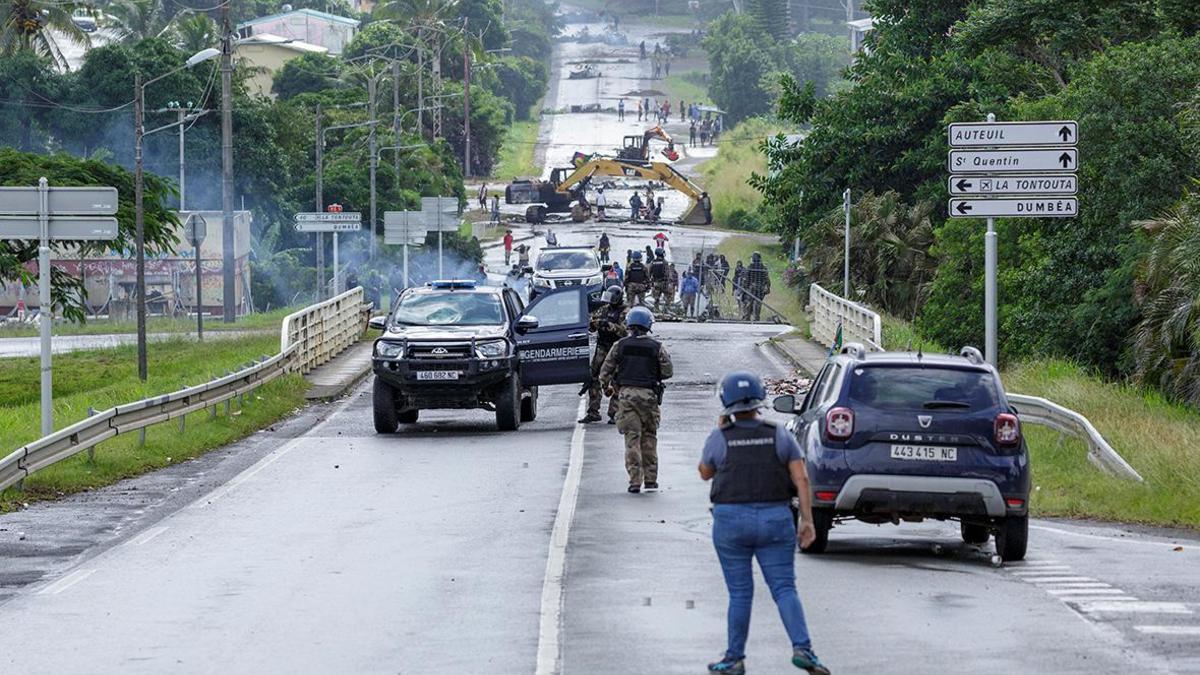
[[614, 336, 661, 388], [625, 263, 648, 284], [710, 421, 793, 504], [650, 259, 667, 281]]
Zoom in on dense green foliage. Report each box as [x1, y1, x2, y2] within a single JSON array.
[[748, 0, 1200, 396]]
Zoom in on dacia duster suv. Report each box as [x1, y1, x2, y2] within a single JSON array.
[[370, 281, 593, 433], [773, 344, 1031, 560]]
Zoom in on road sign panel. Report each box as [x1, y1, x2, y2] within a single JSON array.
[[0, 216, 119, 240], [420, 196, 458, 213], [948, 121, 1077, 147], [0, 186, 119, 215], [948, 148, 1077, 174], [184, 213, 207, 243], [949, 174, 1077, 196], [383, 211, 427, 244], [294, 212, 362, 223], [294, 221, 362, 232], [948, 198, 1078, 219]]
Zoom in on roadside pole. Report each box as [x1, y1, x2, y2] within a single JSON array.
[[333, 229, 340, 295], [186, 213, 207, 341], [220, 2, 235, 324], [38, 178, 51, 436], [983, 112, 998, 364], [314, 103, 325, 300], [843, 187, 850, 297], [368, 77, 378, 260]]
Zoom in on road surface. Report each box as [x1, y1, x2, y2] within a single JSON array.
[[2, 16, 1199, 675]]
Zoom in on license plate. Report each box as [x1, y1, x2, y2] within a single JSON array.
[[890, 445, 957, 461], [416, 371, 460, 381]]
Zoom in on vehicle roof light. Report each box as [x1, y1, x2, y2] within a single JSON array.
[[428, 280, 478, 290]]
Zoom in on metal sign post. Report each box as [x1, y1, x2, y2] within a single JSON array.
[[0, 180, 119, 435], [384, 211, 428, 289], [185, 213, 207, 340], [294, 212, 362, 297], [421, 197, 459, 279], [948, 115, 1079, 365]]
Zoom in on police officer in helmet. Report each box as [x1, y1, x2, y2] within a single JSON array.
[[649, 248, 670, 312], [625, 250, 649, 306], [600, 307, 673, 493], [580, 285, 628, 424], [699, 372, 830, 675]]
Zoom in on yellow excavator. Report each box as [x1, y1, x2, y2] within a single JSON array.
[[505, 156, 709, 225], [617, 125, 679, 162]]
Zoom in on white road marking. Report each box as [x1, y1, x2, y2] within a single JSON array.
[[1045, 588, 1130, 596], [126, 526, 168, 547], [1075, 601, 1194, 614], [1040, 583, 1118, 590], [535, 398, 588, 675], [38, 569, 96, 595], [1012, 559, 1062, 566], [1031, 523, 1197, 551], [1135, 625, 1200, 636], [193, 391, 360, 508], [1026, 576, 1098, 584], [1011, 567, 1073, 575]]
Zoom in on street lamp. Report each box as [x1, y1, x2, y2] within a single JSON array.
[[134, 47, 220, 381]]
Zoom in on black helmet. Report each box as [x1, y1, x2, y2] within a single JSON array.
[[604, 285, 624, 305], [752, 251, 762, 262], [654, 248, 665, 258]]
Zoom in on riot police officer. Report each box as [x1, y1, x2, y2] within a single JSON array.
[[742, 251, 771, 322], [580, 285, 628, 424], [700, 371, 830, 675], [625, 251, 649, 306], [600, 307, 673, 493], [649, 248, 669, 311]]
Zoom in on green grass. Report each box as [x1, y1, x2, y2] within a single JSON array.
[[713, 235, 807, 335], [663, 70, 708, 104], [490, 111, 543, 182], [699, 118, 793, 229], [0, 306, 298, 338], [0, 336, 308, 510]]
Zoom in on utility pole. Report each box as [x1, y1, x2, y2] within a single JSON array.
[[463, 29, 471, 177], [843, 187, 851, 298], [177, 107, 186, 210], [315, 102, 325, 300], [134, 72, 148, 381], [368, 76, 378, 259], [432, 35, 442, 138], [846, 0, 855, 57], [392, 59, 401, 176], [417, 35, 425, 138], [220, 2, 235, 323]]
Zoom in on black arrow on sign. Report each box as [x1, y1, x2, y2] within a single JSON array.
[[955, 179, 973, 192], [955, 201, 972, 215], [1059, 125, 1072, 142], [1058, 152, 1073, 168]]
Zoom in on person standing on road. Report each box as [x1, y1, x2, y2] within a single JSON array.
[[596, 187, 608, 220], [618, 97, 626, 121], [516, 243, 531, 269], [503, 229, 514, 265], [701, 192, 714, 225], [700, 372, 831, 675], [743, 252, 771, 321], [681, 270, 700, 317], [612, 260, 623, 283], [624, 251, 649, 306], [630, 192, 643, 221], [598, 231, 611, 262], [653, 230, 669, 251], [732, 261, 747, 315], [580, 285, 628, 424], [680, 99, 686, 122], [718, 254, 731, 293], [690, 121, 697, 148], [668, 263, 680, 309], [478, 183, 488, 211], [545, 227, 558, 247], [491, 195, 500, 223], [649, 248, 669, 312], [601, 307, 673, 494]]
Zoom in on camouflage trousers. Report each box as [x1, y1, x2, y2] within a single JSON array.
[[626, 282, 647, 306], [615, 387, 661, 485], [651, 281, 670, 311], [586, 346, 619, 418]]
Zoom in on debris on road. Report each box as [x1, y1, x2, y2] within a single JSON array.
[[764, 375, 812, 396]]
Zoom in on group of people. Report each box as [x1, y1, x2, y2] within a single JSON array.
[[689, 114, 723, 148], [627, 188, 664, 222], [679, 251, 772, 320], [579, 281, 831, 675]]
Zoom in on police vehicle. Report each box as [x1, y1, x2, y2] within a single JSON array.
[[528, 246, 603, 300], [369, 280, 593, 432], [772, 344, 1031, 560]]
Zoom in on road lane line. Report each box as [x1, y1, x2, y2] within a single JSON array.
[[1011, 568, 1073, 575], [126, 526, 168, 547], [1075, 601, 1193, 614], [193, 390, 360, 508], [1039, 583, 1117, 589], [535, 398, 588, 675], [1031, 523, 1198, 551], [38, 569, 96, 595], [1026, 576, 1098, 584], [1045, 588, 1130, 596], [1135, 625, 1200, 636]]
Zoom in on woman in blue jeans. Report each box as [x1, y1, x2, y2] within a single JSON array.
[[699, 371, 831, 675]]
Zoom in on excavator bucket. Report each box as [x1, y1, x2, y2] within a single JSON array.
[[679, 201, 709, 225], [662, 147, 679, 161]]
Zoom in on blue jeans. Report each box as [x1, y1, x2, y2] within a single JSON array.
[[712, 502, 813, 659]]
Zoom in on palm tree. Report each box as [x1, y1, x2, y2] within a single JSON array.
[[106, 0, 169, 43], [0, 0, 90, 70], [170, 11, 216, 54], [1133, 191, 1200, 404]]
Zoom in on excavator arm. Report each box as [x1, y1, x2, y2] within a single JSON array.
[[554, 157, 709, 224]]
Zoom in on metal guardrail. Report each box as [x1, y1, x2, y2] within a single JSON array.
[[0, 288, 369, 494], [1007, 393, 1144, 482], [809, 282, 883, 351]]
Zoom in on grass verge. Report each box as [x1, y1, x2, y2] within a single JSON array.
[[698, 117, 793, 229], [0, 335, 308, 511], [663, 70, 707, 105], [490, 110, 543, 182], [713, 235, 807, 335], [0, 306, 298, 338]]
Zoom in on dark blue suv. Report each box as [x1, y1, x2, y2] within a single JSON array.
[[772, 344, 1030, 561]]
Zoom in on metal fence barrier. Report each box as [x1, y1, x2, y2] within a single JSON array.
[[1006, 394, 1144, 482], [809, 282, 883, 351], [0, 287, 369, 494]]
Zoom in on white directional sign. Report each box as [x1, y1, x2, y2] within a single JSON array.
[[949, 148, 1077, 174], [0, 186, 118, 215], [949, 198, 1077, 219], [294, 220, 361, 233], [0, 216, 119, 240], [419, 196, 461, 232], [949, 121, 1077, 147], [383, 211, 427, 245], [949, 174, 1077, 197], [294, 212, 362, 223]]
